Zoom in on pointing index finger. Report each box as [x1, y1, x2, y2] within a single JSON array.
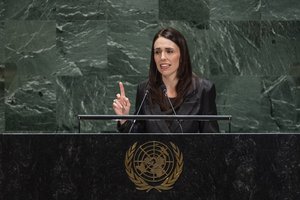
[[119, 82, 126, 97]]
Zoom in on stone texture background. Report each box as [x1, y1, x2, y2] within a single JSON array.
[[0, 0, 300, 133]]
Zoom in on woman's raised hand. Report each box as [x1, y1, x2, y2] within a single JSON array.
[[112, 82, 131, 116]]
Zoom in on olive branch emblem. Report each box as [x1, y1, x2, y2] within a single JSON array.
[[125, 141, 183, 192]]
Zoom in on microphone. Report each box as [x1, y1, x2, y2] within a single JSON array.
[[128, 86, 149, 133], [160, 84, 184, 133]]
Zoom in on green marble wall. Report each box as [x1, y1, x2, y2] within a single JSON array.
[[0, 0, 299, 133]]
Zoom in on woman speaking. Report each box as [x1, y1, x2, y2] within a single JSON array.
[[112, 27, 219, 133]]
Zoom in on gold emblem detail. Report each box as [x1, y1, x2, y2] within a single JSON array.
[[125, 141, 183, 192]]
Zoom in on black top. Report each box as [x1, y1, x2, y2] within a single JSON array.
[[118, 76, 220, 133]]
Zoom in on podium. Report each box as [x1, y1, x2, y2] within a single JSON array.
[[2, 120, 300, 199]]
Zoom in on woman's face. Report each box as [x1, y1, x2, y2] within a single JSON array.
[[153, 37, 180, 80]]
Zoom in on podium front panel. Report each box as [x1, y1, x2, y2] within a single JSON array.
[[1, 133, 300, 200]]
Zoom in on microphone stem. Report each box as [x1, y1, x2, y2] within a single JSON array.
[[164, 91, 184, 133], [128, 90, 149, 133]]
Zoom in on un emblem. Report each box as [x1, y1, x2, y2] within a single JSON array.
[[125, 141, 183, 192]]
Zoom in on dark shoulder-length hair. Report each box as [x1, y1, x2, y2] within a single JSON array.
[[148, 27, 193, 110]]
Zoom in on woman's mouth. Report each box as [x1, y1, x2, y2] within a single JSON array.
[[160, 63, 171, 70]]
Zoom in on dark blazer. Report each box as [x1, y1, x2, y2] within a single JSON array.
[[118, 76, 219, 133]]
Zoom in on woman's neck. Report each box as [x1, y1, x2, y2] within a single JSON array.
[[162, 76, 178, 98]]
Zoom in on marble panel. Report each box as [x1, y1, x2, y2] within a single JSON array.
[[261, 75, 300, 132], [56, 20, 107, 76], [56, 0, 106, 20], [210, 0, 261, 21], [0, 22, 3, 132], [5, 75, 57, 132], [1, 0, 56, 20], [261, 0, 300, 20], [107, 0, 158, 20], [4, 21, 57, 132], [213, 76, 261, 132], [56, 74, 115, 133], [159, 0, 209, 22], [0, 21, 3, 62], [0, 1, 4, 19], [259, 21, 300, 76], [0, 22, 4, 132], [208, 21, 262, 76]]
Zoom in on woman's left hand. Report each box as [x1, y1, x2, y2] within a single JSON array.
[[112, 82, 131, 118]]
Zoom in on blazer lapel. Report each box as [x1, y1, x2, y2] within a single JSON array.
[[176, 77, 200, 116]]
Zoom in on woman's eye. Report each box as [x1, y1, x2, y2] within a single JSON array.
[[167, 50, 174, 54], [154, 50, 161, 55]]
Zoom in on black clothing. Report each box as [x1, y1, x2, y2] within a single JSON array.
[[118, 76, 219, 133]]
